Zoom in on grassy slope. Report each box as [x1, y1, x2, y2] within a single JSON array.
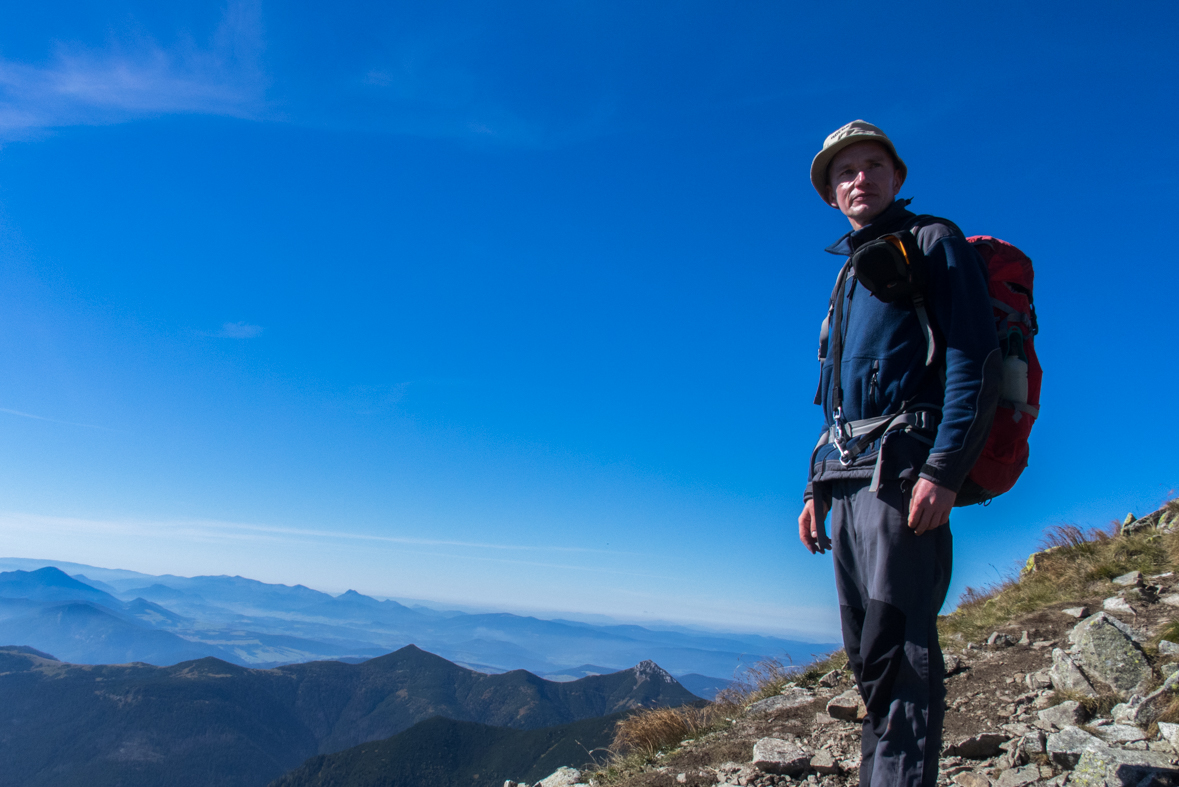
[[588, 499, 1179, 785]]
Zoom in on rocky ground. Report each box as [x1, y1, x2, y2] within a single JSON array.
[[516, 506, 1179, 787]]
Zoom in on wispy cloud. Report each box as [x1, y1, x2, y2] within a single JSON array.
[[0, 407, 110, 430], [208, 321, 264, 339], [0, 1, 268, 139], [0, 511, 643, 570]]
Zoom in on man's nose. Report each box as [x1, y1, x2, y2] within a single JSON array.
[[852, 168, 870, 185]]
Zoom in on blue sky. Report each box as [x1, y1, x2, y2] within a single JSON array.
[[0, 0, 1175, 640]]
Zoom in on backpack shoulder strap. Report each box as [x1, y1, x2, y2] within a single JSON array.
[[815, 260, 853, 405]]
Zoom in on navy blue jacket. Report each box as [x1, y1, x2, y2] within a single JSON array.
[[805, 199, 1002, 500]]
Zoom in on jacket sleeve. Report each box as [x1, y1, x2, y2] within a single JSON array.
[[918, 230, 1002, 491]]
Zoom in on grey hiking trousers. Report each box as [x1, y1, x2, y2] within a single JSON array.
[[828, 478, 952, 787]]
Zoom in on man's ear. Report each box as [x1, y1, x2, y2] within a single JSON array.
[[823, 185, 839, 209], [891, 169, 906, 197]]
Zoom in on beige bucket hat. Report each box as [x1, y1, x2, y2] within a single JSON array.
[[810, 120, 906, 200]]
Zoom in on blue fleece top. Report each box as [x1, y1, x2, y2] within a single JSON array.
[[805, 199, 1002, 499]]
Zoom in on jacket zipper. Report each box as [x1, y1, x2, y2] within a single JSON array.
[[868, 361, 880, 415]]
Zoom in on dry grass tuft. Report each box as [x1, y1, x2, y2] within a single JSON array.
[[1049, 689, 1121, 719], [713, 657, 795, 708], [610, 704, 719, 758], [592, 651, 846, 783], [1149, 695, 1179, 738]]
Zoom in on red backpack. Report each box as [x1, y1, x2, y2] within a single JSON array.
[[821, 221, 1040, 505], [962, 236, 1040, 502]]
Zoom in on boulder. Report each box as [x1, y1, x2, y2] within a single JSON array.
[[826, 689, 865, 722], [1090, 722, 1147, 743], [1046, 726, 1104, 769], [746, 687, 815, 715], [1068, 744, 1179, 786], [994, 765, 1040, 787], [1159, 721, 1179, 751], [817, 669, 842, 688], [1025, 669, 1053, 690], [809, 749, 840, 774], [987, 631, 1015, 648], [944, 654, 966, 676], [1161, 640, 1179, 658], [1064, 606, 1090, 618], [1113, 571, 1143, 587], [1049, 648, 1098, 697], [1038, 700, 1088, 728], [1102, 596, 1135, 615], [944, 732, 1010, 759], [952, 774, 991, 787], [535, 767, 583, 787], [751, 737, 810, 775], [1068, 612, 1151, 697], [1116, 672, 1179, 727]]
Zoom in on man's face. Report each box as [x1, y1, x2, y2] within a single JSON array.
[[824, 141, 905, 229]]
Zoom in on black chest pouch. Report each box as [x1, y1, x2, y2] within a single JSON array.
[[850, 232, 924, 303]]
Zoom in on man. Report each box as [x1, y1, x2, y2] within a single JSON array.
[[797, 120, 1001, 787]]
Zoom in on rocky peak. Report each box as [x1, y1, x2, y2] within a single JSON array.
[[631, 659, 675, 684]]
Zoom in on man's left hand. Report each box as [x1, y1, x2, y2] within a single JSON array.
[[908, 478, 956, 535]]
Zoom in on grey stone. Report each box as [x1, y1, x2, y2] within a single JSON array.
[[944, 732, 1010, 759], [1022, 731, 1047, 754], [1159, 722, 1179, 751], [817, 669, 842, 688], [1064, 606, 1091, 618], [945, 654, 966, 676], [1038, 700, 1088, 728], [1025, 670, 1053, 690], [746, 687, 815, 715], [1068, 612, 1152, 697], [536, 767, 583, 787], [1103, 596, 1136, 615], [809, 749, 840, 774], [1091, 723, 1148, 743], [1114, 571, 1144, 587], [1161, 640, 1179, 657], [952, 774, 991, 787], [1046, 725, 1105, 769], [1112, 698, 1142, 725], [826, 689, 865, 722], [1121, 678, 1179, 727], [988, 631, 1015, 648], [1068, 744, 1179, 786], [1162, 594, 1179, 607], [751, 737, 811, 775], [1049, 647, 1098, 697], [994, 765, 1039, 787]]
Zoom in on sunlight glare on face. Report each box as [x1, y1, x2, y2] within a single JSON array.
[[826, 141, 904, 229]]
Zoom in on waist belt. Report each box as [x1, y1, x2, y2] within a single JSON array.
[[809, 409, 940, 493]]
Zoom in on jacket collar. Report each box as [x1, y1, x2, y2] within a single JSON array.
[[824, 198, 916, 257]]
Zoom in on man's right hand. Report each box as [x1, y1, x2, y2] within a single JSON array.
[[798, 498, 831, 554]]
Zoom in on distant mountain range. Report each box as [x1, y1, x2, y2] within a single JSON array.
[[0, 644, 697, 787], [269, 712, 627, 787], [0, 557, 836, 683]]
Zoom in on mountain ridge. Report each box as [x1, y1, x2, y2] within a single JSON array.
[[0, 642, 697, 787]]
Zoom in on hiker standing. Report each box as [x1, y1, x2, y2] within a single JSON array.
[[798, 121, 1002, 787]]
